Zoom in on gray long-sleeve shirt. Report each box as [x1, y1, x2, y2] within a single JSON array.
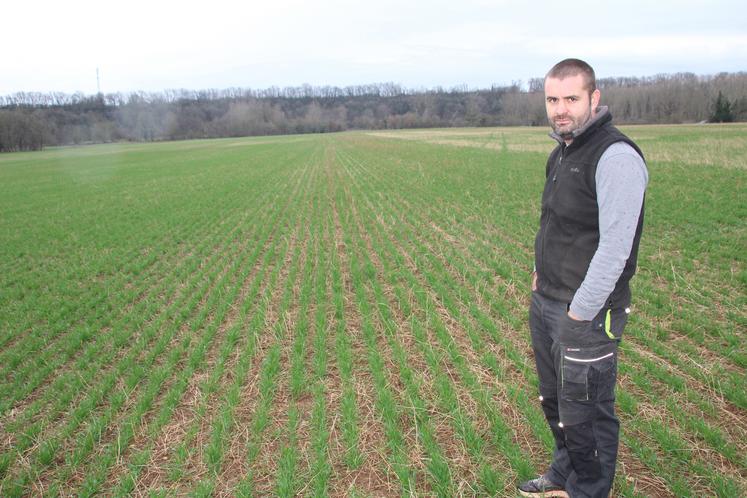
[[569, 141, 649, 320]]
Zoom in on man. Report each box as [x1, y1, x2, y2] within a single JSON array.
[[518, 59, 648, 498]]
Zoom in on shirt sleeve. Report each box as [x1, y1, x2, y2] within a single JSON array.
[[569, 141, 649, 320]]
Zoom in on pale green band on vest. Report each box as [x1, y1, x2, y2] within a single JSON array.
[[605, 309, 615, 339]]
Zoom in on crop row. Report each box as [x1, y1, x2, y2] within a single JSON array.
[[1, 131, 743, 496], [332, 135, 745, 496]]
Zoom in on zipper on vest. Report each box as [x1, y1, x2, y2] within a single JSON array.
[[552, 147, 564, 182], [541, 144, 565, 290]]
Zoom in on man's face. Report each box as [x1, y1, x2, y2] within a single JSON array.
[[544, 74, 600, 140]]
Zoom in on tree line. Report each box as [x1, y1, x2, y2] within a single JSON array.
[[1, 72, 745, 152]]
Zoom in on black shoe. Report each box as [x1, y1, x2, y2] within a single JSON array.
[[517, 474, 569, 497]]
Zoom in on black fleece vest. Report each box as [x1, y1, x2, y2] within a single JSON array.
[[534, 112, 645, 308]]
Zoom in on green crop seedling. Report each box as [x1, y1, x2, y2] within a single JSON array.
[[1, 125, 744, 497]]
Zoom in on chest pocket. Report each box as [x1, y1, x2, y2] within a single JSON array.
[[550, 158, 597, 224]]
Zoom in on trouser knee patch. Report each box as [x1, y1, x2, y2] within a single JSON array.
[[563, 420, 601, 480]]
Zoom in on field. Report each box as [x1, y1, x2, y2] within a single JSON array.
[[0, 123, 745, 497]]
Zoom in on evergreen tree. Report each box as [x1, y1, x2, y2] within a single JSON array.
[[711, 91, 734, 122]]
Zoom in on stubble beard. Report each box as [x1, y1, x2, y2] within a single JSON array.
[[549, 104, 593, 140]]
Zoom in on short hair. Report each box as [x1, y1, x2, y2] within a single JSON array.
[[546, 58, 596, 94]]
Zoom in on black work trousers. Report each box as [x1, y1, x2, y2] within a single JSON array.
[[529, 290, 628, 498]]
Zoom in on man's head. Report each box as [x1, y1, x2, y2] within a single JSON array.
[[544, 58, 601, 141]]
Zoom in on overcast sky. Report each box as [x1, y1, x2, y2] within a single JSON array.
[[3, 0, 746, 95]]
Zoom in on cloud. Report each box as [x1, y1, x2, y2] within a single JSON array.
[[528, 34, 747, 59], [3, 0, 745, 93]]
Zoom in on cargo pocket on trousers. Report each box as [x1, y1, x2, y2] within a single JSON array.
[[561, 345, 616, 402], [561, 355, 590, 401]]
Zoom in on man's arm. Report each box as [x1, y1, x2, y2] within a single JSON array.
[[568, 142, 648, 320]]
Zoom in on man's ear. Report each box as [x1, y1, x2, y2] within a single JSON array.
[[591, 89, 601, 109]]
